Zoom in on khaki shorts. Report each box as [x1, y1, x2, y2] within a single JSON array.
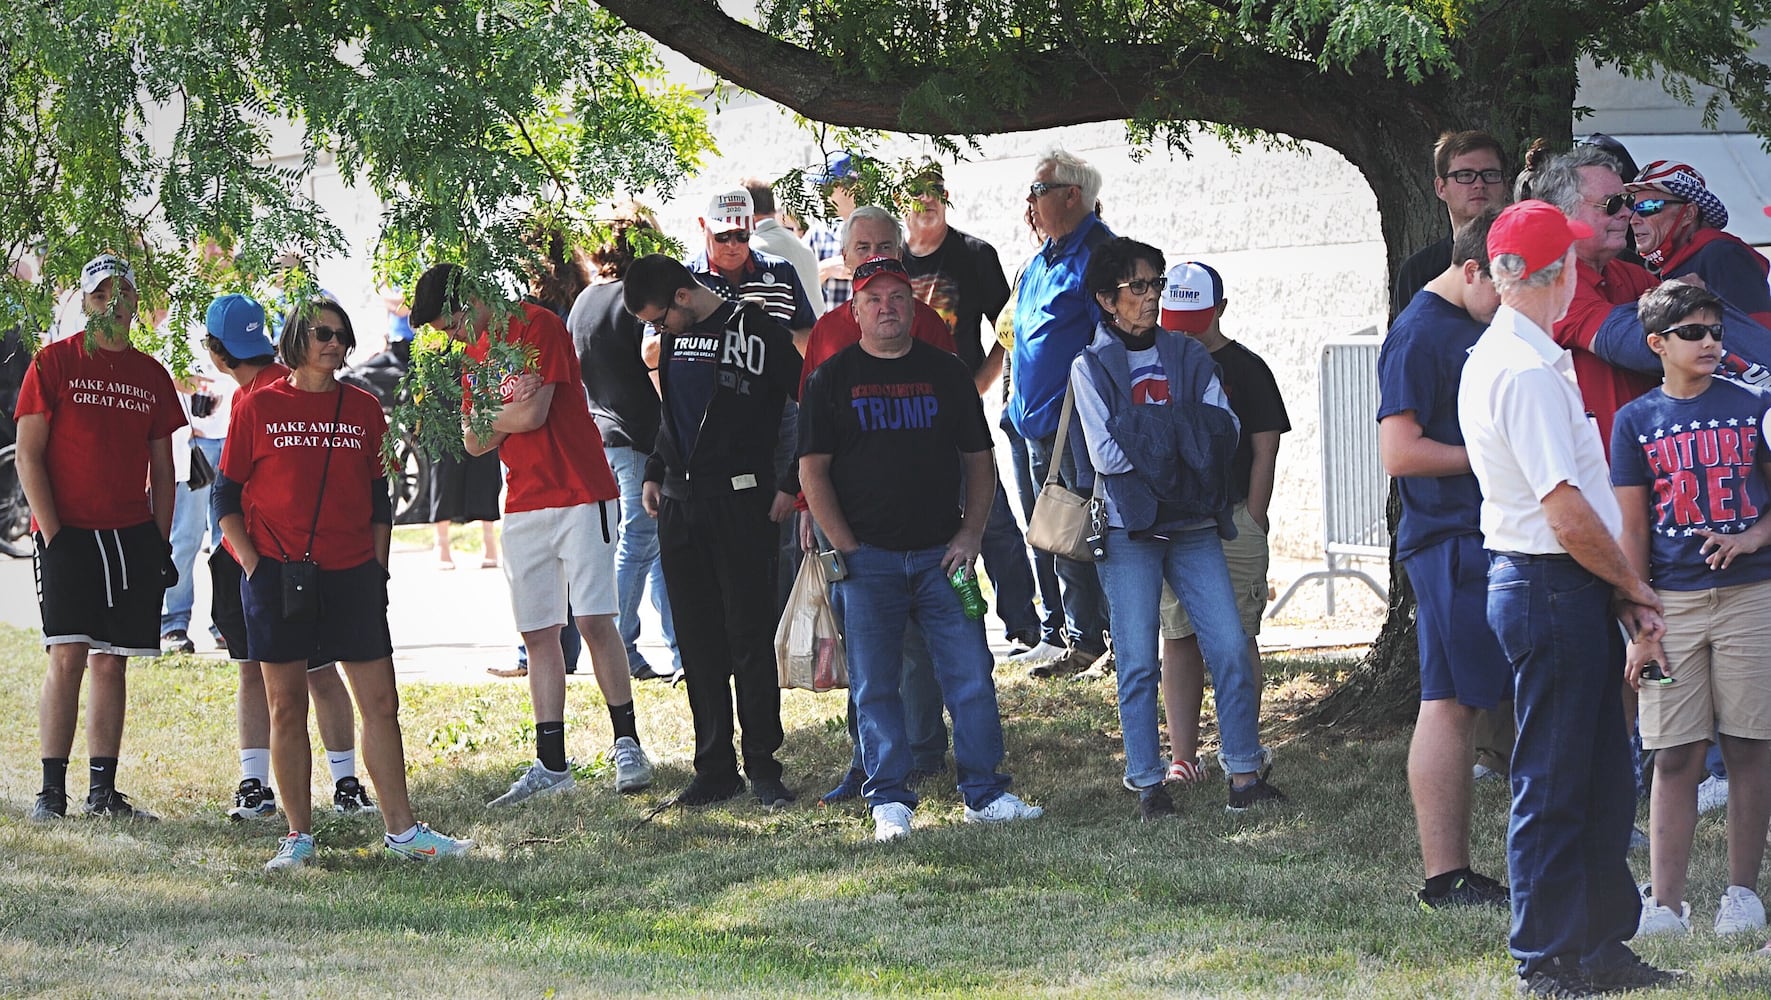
[[1160, 503, 1270, 640], [501, 502, 619, 632], [1639, 579, 1771, 750]]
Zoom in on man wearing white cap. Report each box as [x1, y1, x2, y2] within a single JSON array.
[[690, 188, 816, 345], [17, 253, 184, 821]]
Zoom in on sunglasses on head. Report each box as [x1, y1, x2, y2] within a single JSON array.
[[1630, 197, 1686, 218], [712, 230, 750, 245], [1589, 194, 1630, 217], [853, 257, 909, 283], [1658, 322, 1724, 343]]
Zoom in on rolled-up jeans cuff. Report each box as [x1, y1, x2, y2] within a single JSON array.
[[1217, 745, 1270, 777]]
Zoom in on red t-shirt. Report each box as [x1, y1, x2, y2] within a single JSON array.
[[218, 363, 291, 560], [799, 299, 957, 396], [13, 334, 186, 530], [1555, 258, 1661, 456], [221, 379, 387, 570], [462, 302, 618, 513]]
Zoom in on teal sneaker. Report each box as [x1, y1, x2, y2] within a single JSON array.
[[384, 823, 474, 862], [265, 832, 316, 872]]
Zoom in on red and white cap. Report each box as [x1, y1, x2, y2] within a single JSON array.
[[1158, 261, 1223, 334], [1625, 161, 1728, 230], [702, 189, 754, 234]]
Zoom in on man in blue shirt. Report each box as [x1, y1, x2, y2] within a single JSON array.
[[1009, 147, 1115, 677]]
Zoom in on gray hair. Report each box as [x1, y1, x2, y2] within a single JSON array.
[[1037, 146, 1103, 206], [1490, 252, 1567, 297], [837, 205, 906, 257], [1530, 146, 1624, 215]]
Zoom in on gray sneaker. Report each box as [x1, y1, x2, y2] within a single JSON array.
[[612, 737, 653, 794], [487, 759, 575, 808]]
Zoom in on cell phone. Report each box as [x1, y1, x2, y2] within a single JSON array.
[[1641, 659, 1674, 685], [817, 548, 847, 582]]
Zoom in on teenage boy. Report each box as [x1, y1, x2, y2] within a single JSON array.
[[1613, 282, 1771, 939], [19, 254, 183, 821], [412, 263, 653, 805]]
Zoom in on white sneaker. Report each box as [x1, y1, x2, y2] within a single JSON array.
[[1004, 641, 1066, 667], [963, 792, 1045, 825], [1636, 895, 1692, 937], [1716, 885, 1767, 935], [872, 802, 913, 842], [1472, 763, 1501, 782], [487, 759, 575, 807], [611, 737, 654, 794], [1697, 774, 1730, 815]]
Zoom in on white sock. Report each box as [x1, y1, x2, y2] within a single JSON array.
[[386, 824, 418, 843], [239, 748, 271, 785], [326, 749, 356, 784]]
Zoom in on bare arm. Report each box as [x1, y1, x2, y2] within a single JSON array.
[[799, 452, 857, 553], [374, 522, 391, 568], [1541, 482, 1659, 611], [148, 436, 176, 539], [462, 420, 509, 457], [1614, 484, 1663, 687], [944, 448, 997, 574], [973, 342, 1006, 397], [1245, 430, 1281, 531], [489, 380, 554, 435], [1378, 412, 1471, 479], [15, 414, 60, 541]]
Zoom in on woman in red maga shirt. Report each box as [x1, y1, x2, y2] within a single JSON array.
[[215, 297, 472, 872]]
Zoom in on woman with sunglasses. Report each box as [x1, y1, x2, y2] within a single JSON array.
[[1625, 161, 1771, 328], [216, 297, 472, 871], [1067, 237, 1283, 821]]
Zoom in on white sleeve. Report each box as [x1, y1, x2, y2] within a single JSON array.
[[1069, 355, 1134, 474], [1201, 371, 1239, 438], [1495, 368, 1582, 501]]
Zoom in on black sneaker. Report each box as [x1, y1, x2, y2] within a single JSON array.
[[1225, 767, 1287, 812], [1517, 969, 1595, 998], [84, 788, 160, 821], [30, 788, 67, 822], [228, 778, 277, 820], [160, 629, 196, 655], [1584, 952, 1686, 992], [1418, 869, 1510, 910], [1138, 784, 1176, 821], [333, 776, 378, 815], [675, 773, 744, 807], [751, 777, 797, 808]]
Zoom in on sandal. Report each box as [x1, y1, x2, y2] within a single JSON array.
[[1166, 758, 1208, 785], [486, 665, 528, 678]]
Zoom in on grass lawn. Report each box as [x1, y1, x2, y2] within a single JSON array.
[[2, 624, 1768, 997]]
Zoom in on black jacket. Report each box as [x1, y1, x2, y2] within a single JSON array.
[[569, 282, 661, 452], [645, 300, 803, 500]]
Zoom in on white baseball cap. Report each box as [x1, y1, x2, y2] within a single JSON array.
[[80, 253, 137, 295], [703, 189, 754, 234]]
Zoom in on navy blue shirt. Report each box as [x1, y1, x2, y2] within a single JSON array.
[[688, 250, 816, 331], [1610, 379, 1771, 591], [664, 301, 737, 461], [1376, 291, 1486, 560]]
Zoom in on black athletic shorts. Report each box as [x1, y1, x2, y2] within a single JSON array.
[[35, 521, 166, 657], [241, 557, 393, 665], [210, 547, 337, 671]]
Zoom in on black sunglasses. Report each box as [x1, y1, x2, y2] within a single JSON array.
[[311, 324, 351, 344], [1588, 194, 1630, 217], [1658, 322, 1724, 343], [712, 230, 750, 245]]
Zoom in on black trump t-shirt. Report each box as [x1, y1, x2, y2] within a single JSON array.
[[798, 339, 992, 551]]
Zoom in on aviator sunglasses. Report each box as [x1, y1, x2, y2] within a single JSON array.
[[711, 230, 750, 244]]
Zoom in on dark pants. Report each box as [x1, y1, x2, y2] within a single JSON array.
[[978, 478, 1041, 645], [1487, 553, 1640, 978], [1005, 417, 1067, 646], [1023, 428, 1110, 655], [657, 490, 784, 784]]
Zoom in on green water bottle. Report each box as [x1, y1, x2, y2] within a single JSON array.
[[950, 565, 986, 620]]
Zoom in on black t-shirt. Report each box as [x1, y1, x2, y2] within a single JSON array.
[[1389, 235, 1452, 325], [568, 281, 660, 452], [1211, 340, 1290, 502], [904, 226, 1011, 376], [799, 339, 992, 551]]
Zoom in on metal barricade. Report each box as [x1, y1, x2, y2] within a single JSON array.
[[1268, 328, 1390, 617]]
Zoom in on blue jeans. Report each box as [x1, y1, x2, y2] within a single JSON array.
[[1005, 416, 1067, 647], [1094, 527, 1264, 786], [979, 479, 1041, 644], [161, 436, 223, 634], [838, 544, 1010, 810], [1486, 553, 1640, 978], [1023, 430, 1110, 654], [606, 445, 680, 674]]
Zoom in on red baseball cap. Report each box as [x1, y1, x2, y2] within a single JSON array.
[[1487, 200, 1592, 274], [852, 256, 912, 293]]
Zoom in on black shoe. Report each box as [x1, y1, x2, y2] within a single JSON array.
[[1584, 952, 1686, 992], [1517, 970, 1595, 998], [30, 788, 67, 822], [751, 777, 797, 808], [333, 776, 378, 815], [84, 788, 160, 821], [631, 662, 674, 682], [1225, 767, 1287, 812], [228, 778, 277, 821], [160, 629, 195, 655], [675, 773, 744, 807], [1138, 784, 1175, 822], [1418, 869, 1510, 910]]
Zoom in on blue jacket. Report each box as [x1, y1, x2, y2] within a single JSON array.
[[1008, 214, 1116, 440]]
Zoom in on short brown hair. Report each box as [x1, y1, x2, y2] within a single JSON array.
[[1451, 208, 1500, 272], [1433, 130, 1507, 179]]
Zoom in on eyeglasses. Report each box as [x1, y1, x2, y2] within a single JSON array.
[[1443, 168, 1504, 185], [1587, 194, 1630, 216], [711, 230, 750, 245], [312, 325, 349, 344], [1658, 322, 1724, 343], [1630, 197, 1686, 218], [1028, 182, 1077, 199], [1116, 278, 1161, 296]]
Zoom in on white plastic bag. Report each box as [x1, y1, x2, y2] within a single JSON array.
[[775, 552, 848, 691]]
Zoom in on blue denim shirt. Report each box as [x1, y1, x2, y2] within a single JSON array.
[[1008, 214, 1115, 440]]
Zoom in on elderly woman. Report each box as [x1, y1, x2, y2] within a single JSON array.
[[216, 297, 472, 871], [1068, 237, 1284, 820], [1627, 161, 1771, 327]]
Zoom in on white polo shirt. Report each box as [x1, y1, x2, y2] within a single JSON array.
[[1457, 304, 1624, 554]]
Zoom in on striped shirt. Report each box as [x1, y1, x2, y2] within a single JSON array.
[[688, 250, 816, 331]]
